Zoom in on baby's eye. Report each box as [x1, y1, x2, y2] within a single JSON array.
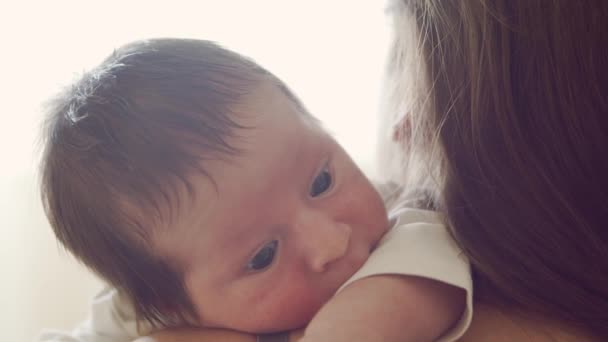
[[247, 240, 278, 271], [310, 167, 332, 197]]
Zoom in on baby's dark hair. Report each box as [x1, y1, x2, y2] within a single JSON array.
[[40, 38, 304, 327]]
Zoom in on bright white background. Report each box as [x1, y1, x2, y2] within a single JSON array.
[[0, 1, 389, 340]]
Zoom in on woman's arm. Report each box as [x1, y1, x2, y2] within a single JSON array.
[[133, 328, 305, 342], [133, 329, 256, 342]]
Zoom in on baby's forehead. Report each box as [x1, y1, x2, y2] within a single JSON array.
[[235, 76, 315, 122]]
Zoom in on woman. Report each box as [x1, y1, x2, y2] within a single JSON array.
[[146, 0, 608, 340], [383, 0, 608, 340]]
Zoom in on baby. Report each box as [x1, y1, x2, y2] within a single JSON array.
[[39, 39, 471, 341]]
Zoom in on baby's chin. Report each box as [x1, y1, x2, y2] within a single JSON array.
[[200, 289, 337, 334], [204, 308, 314, 334], [255, 297, 329, 333], [247, 272, 372, 332]]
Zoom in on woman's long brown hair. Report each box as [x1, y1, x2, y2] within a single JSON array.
[[388, 0, 608, 337]]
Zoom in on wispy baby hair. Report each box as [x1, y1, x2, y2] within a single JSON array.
[[40, 38, 273, 326]]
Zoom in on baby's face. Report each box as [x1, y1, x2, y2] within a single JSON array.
[[154, 82, 388, 333]]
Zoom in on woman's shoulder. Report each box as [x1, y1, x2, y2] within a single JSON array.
[[460, 302, 599, 342]]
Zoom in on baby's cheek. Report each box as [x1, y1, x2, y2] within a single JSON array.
[[349, 177, 388, 229], [249, 278, 328, 331]]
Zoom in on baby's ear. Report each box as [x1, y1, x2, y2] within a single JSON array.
[[392, 114, 411, 143]]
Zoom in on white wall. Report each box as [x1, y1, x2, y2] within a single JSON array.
[[0, 1, 389, 340]]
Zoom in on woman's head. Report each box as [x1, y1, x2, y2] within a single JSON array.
[[384, 0, 608, 337]]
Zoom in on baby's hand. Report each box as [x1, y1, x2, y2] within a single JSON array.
[[301, 275, 465, 342]]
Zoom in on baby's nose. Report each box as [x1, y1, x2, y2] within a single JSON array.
[[294, 211, 352, 273]]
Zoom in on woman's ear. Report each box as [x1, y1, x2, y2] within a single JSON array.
[[392, 114, 411, 143]]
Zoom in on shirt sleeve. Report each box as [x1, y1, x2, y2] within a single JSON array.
[[338, 207, 473, 342], [37, 286, 150, 342]]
